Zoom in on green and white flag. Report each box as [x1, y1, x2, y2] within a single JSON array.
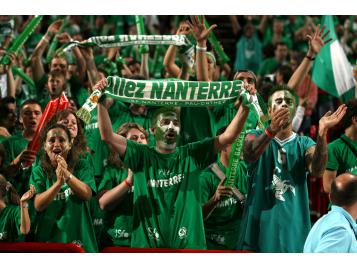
[[312, 15, 356, 102]]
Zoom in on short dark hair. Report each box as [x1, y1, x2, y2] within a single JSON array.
[[276, 65, 293, 84], [20, 99, 41, 111], [341, 99, 357, 130], [233, 69, 257, 86], [330, 173, 357, 207]]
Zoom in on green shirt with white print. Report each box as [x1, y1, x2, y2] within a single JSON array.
[[29, 158, 98, 252], [124, 137, 216, 249]]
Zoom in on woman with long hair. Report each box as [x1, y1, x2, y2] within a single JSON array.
[[98, 122, 148, 247], [0, 174, 35, 241], [29, 123, 98, 252]]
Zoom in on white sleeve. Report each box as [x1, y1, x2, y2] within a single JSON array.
[[292, 105, 305, 132]]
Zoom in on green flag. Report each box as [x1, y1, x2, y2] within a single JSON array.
[[312, 16, 356, 102]]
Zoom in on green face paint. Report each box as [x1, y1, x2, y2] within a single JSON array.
[[154, 112, 180, 147]]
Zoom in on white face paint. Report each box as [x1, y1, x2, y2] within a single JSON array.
[[270, 90, 296, 123], [155, 112, 180, 151]]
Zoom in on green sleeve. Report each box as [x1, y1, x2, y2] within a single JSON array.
[[29, 165, 47, 194], [98, 167, 115, 192], [187, 137, 216, 169], [123, 140, 146, 172], [326, 142, 339, 171], [199, 170, 215, 203], [75, 158, 97, 194]]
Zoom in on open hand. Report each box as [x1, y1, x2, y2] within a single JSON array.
[[187, 16, 217, 43], [306, 24, 333, 57], [319, 104, 347, 135], [20, 185, 36, 203]]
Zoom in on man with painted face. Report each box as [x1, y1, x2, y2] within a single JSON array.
[[237, 85, 347, 253], [96, 78, 250, 249]]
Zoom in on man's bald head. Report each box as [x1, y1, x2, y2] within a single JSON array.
[[330, 173, 357, 207]]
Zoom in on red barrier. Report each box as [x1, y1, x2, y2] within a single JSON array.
[[0, 242, 86, 253], [101, 247, 253, 253]]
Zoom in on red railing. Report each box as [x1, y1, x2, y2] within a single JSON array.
[[101, 247, 253, 253], [0, 242, 86, 253]]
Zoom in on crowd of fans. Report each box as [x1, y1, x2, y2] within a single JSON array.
[[0, 15, 356, 253]]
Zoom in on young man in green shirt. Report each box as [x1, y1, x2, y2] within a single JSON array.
[[200, 126, 248, 250], [0, 99, 42, 195], [96, 77, 250, 249], [237, 85, 347, 252], [323, 99, 357, 193]]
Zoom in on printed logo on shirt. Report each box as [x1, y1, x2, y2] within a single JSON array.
[[54, 188, 73, 200], [216, 197, 238, 208], [148, 227, 160, 241], [72, 240, 84, 248], [93, 218, 103, 226], [148, 174, 184, 188], [85, 122, 98, 130], [178, 227, 187, 239], [0, 231, 7, 240], [271, 167, 295, 202], [114, 229, 130, 239], [208, 233, 225, 245]]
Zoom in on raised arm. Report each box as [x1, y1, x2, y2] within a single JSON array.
[[163, 21, 191, 79], [214, 99, 249, 153], [5, 55, 16, 98], [305, 104, 347, 177], [98, 169, 133, 211], [95, 78, 127, 158], [243, 108, 290, 163], [57, 32, 87, 83], [30, 19, 63, 83], [188, 16, 217, 82], [79, 46, 100, 89], [19, 185, 35, 235], [288, 24, 332, 90]]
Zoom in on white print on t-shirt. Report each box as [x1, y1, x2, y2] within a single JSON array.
[[54, 188, 73, 200], [178, 227, 187, 239], [114, 229, 130, 239], [72, 240, 83, 248], [0, 231, 7, 240], [216, 197, 238, 208], [148, 227, 160, 241], [208, 233, 225, 245], [271, 167, 295, 202], [93, 218, 103, 226], [148, 174, 184, 188]]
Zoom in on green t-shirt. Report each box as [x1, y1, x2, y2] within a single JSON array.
[[200, 159, 248, 250], [0, 205, 23, 242], [326, 134, 357, 175], [124, 138, 216, 249], [180, 107, 213, 145], [85, 102, 156, 177], [238, 130, 315, 253], [1, 133, 31, 195], [29, 158, 98, 252], [98, 166, 134, 247]]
